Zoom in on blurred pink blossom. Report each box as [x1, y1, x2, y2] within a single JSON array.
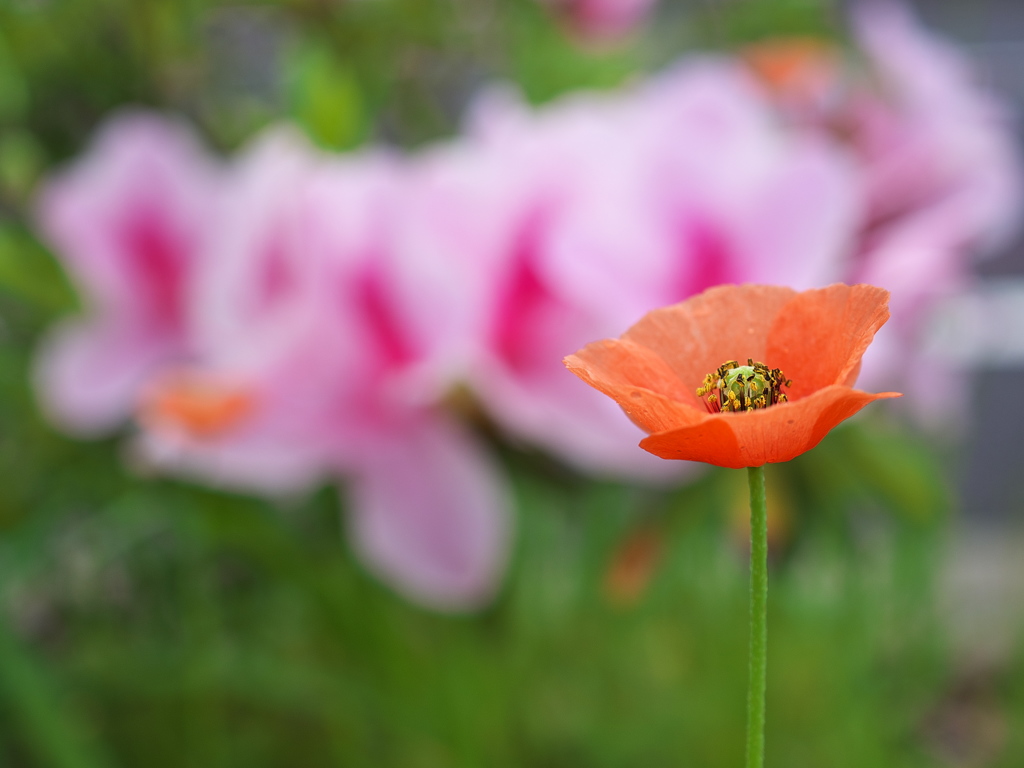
[[540, 0, 657, 41], [743, 3, 1021, 421], [33, 112, 220, 435], [35, 118, 510, 611], [850, 3, 1021, 420], [134, 128, 511, 611], [851, 2, 1019, 252]]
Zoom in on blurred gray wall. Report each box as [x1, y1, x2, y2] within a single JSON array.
[[905, 0, 1024, 520]]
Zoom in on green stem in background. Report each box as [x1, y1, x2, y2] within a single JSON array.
[[746, 465, 768, 768]]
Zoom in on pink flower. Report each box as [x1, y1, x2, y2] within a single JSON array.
[[742, 4, 1021, 421], [539, 0, 658, 41], [851, 2, 1020, 251], [136, 129, 351, 492], [849, 4, 1021, 419], [135, 128, 511, 610], [33, 112, 220, 435], [406, 62, 859, 477], [393, 91, 676, 480]]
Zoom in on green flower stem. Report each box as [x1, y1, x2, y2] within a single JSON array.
[[746, 464, 768, 768]]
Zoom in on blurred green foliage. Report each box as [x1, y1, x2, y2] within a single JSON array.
[[0, 0, 1020, 766], [0, 409, 962, 767], [0, 0, 840, 162]]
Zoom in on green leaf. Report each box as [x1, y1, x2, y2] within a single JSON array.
[[0, 128, 46, 202], [0, 29, 29, 122], [834, 420, 952, 522], [287, 43, 366, 151], [0, 224, 78, 313]]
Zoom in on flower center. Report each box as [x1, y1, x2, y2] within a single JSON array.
[[696, 359, 792, 414], [139, 371, 254, 439]]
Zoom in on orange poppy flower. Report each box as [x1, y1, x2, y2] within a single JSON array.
[[563, 284, 900, 468]]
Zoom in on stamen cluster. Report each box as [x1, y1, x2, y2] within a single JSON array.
[[696, 359, 792, 413]]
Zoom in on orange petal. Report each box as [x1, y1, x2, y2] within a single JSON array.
[[639, 386, 901, 468], [564, 339, 703, 434], [622, 284, 797, 405], [766, 284, 891, 400], [742, 38, 837, 97]]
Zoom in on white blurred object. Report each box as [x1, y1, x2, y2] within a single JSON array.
[[924, 278, 1024, 368]]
